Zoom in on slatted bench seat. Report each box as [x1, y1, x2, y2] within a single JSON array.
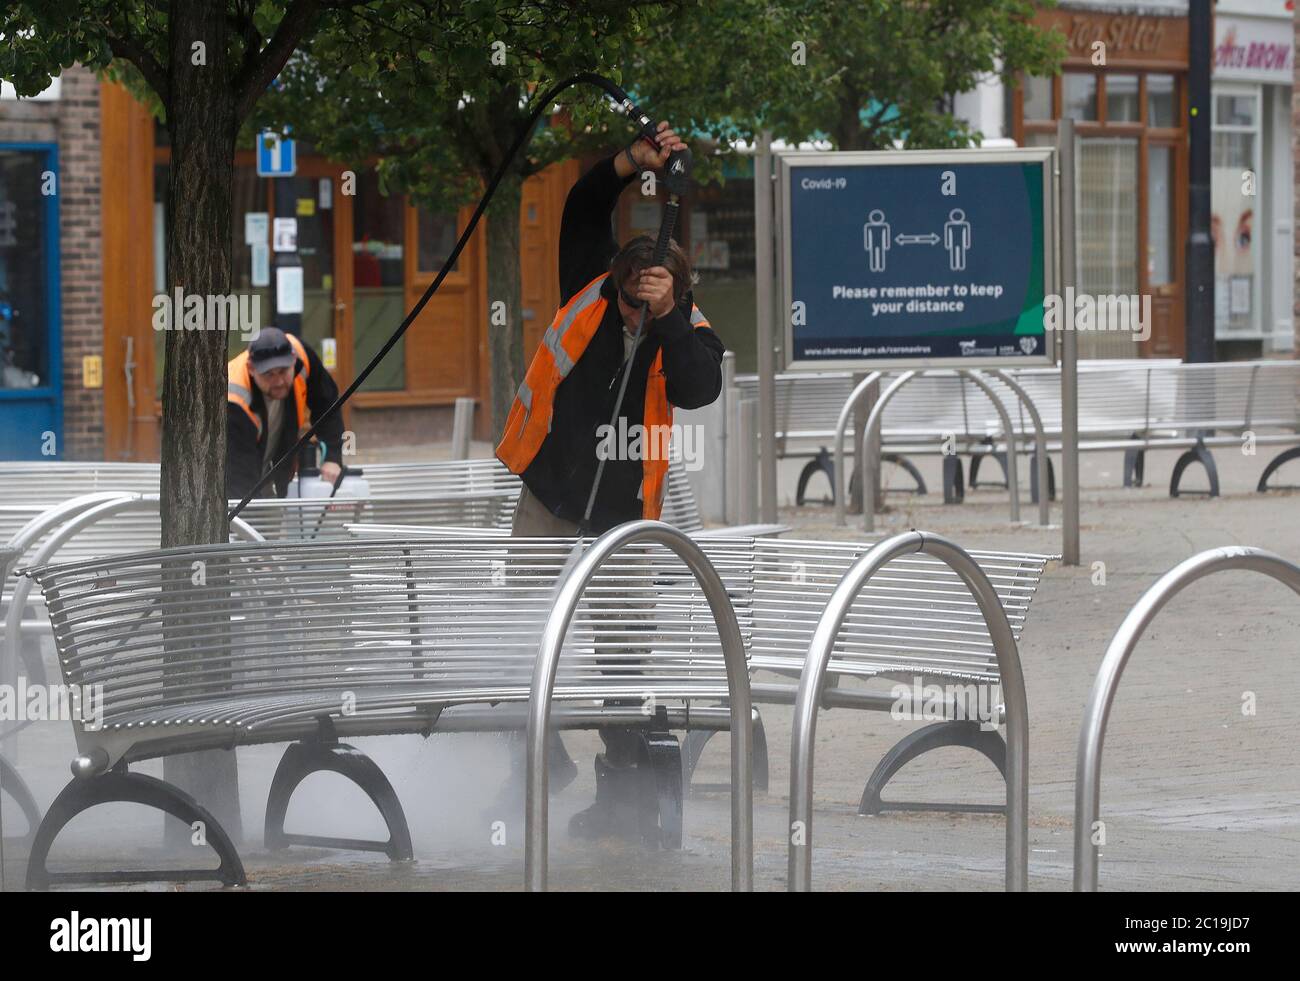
[[343, 522, 1051, 812], [843, 360, 1300, 528], [15, 531, 755, 889], [14, 523, 1047, 890]]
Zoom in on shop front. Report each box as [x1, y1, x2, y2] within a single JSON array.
[[1211, 0, 1294, 356], [100, 85, 581, 460], [1017, 2, 1189, 359]]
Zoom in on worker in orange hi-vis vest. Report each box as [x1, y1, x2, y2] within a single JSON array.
[[495, 122, 725, 842], [227, 327, 344, 501]]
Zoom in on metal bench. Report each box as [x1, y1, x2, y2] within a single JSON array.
[[13, 527, 755, 891], [346, 523, 1051, 819], [13, 521, 1046, 890], [735, 359, 1168, 506], [844, 361, 1300, 528], [0, 491, 508, 853]]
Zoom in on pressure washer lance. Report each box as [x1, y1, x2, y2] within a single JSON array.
[[578, 148, 692, 536], [546, 142, 694, 613]]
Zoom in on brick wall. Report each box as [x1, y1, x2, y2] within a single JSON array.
[[0, 65, 103, 459], [55, 66, 104, 459]]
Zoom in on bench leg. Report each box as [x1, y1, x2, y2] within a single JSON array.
[[859, 721, 1007, 816], [1029, 450, 1056, 504], [638, 731, 684, 849], [25, 764, 246, 890], [1, 751, 41, 843], [682, 707, 770, 794], [1123, 434, 1146, 487], [942, 455, 965, 504], [969, 438, 1009, 490], [1257, 445, 1300, 492], [881, 453, 927, 495], [264, 739, 414, 861], [795, 448, 835, 505], [1169, 437, 1220, 498]]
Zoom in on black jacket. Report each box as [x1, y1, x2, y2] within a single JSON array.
[[226, 340, 344, 500], [519, 154, 725, 532]]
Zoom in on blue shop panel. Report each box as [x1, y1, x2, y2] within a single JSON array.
[[0, 143, 62, 459]]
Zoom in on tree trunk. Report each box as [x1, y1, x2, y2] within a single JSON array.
[[160, 1, 242, 842], [485, 173, 524, 440]]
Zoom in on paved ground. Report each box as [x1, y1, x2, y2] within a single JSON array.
[[3, 442, 1298, 891]]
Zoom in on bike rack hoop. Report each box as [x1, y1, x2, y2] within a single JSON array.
[[1074, 545, 1300, 891], [524, 519, 753, 892]]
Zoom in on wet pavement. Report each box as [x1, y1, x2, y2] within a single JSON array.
[[3, 443, 1298, 891]]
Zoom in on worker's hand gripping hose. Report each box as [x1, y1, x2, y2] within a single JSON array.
[[228, 73, 676, 521]]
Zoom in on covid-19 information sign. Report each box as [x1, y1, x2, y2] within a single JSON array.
[[777, 147, 1057, 369]]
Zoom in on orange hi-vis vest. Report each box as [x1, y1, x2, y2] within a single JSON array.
[[227, 333, 311, 442], [495, 272, 711, 520]]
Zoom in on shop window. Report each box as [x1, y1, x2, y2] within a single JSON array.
[[230, 165, 272, 360], [1147, 75, 1176, 127], [0, 149, 51, 390], [351, 171, 406, 390], [1147, 145, 1174, 285], [1212, 89, 1259, 334], [417, 207, 459, 274], [1021, 74, 1052, 121], [1106, 75, 1139, 123], [271, 175, 335, 359], [1215, 94, 1254, 127], [1076, 138, 1139, 327], [1063, 73, 1098, 121], [685, 169, 757, 373]]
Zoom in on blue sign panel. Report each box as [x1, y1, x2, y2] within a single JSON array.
[[779, 148, 1056, 368], [257, 131, 296, 177]]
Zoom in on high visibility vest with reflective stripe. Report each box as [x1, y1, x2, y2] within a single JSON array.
[[495, 272, 711, 520], [227, 333, 311, 443]]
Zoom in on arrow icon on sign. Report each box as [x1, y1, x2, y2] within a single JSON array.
[[895, 232, 940, 246]]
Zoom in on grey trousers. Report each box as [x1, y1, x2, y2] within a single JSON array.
[[510, 484, 581, 537], [510, 484, 644, 766]]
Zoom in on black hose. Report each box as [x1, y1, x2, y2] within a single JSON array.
[[228, 73, 662, 522]]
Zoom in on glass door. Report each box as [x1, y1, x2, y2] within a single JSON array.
[[0, 145, 61, 459]]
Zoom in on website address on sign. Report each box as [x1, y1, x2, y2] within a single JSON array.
[[802, 345, 933, 357]]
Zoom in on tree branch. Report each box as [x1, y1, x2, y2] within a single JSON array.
[[106, 32, 170, 106], [233, 0, 322, 123]]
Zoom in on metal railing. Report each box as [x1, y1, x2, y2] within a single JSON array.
[[1073, 545, 1300, 891], [525, 520, 753, 892], [788, 530, 1029, 892]]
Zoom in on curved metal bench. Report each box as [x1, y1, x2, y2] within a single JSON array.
[[348, 524, 1052, 821], [16, 527, 754, 890]]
